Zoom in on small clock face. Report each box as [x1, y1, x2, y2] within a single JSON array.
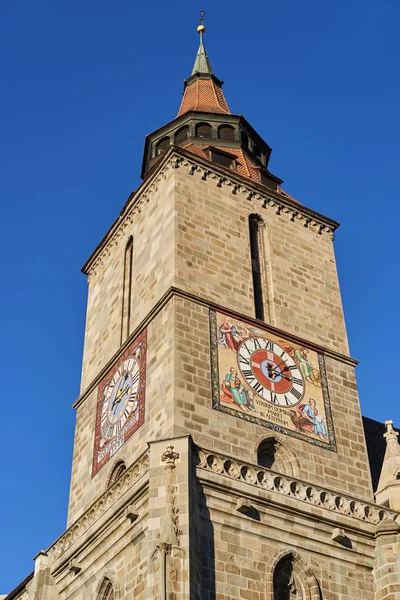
[[101, 358, 140, 440], [238, 337, 305, 406], [92, 330, 146, 477]]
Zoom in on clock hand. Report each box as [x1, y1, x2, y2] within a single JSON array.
[[111, 384, 131, 411], [268, 362, 292, 381]]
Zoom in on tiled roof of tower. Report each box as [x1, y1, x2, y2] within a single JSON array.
[[182, 143, 259, 181], [176, 25, 230, 118], [181, 143, 299, 203], [177, 78, 230, 117]]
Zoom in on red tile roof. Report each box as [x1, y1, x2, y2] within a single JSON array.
[[181, 142, 299, 202], [177, 78, 230, 117]]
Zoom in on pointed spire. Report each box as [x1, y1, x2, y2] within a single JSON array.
[[177, 13, 230, 118], [192, 15, 214, 76], [376, 420, 400, 510]]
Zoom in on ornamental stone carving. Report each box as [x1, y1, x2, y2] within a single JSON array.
[[194, 448, 397, 525]]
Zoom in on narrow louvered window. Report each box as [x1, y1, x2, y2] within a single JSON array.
[[210, 150, 235, 169], [249, 215, 264, 321], [196, 122, 212, 138], [121, 237, 133, 344], [218, 124, 235, 140]]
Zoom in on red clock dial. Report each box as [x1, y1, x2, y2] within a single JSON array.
[[237, 337, 305, 406]]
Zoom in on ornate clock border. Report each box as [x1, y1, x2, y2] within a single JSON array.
[[92, 330, 147, 477], [210, 309, 337, 452]]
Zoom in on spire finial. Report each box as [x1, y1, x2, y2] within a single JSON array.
[[385, 420, 399, 442], [197, 9, 206, 37]]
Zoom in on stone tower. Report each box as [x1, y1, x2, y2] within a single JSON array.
[[6, 20, 400, 600]]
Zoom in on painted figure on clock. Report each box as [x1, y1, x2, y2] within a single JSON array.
[[210, 310, 335, 451], [92, 330, 147, 476]]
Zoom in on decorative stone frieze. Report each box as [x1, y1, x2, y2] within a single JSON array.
[[48, 451, 149, 560], [84, 146, 337, 281], [173, 152, 337, 239], [194, 447, 398, 525]]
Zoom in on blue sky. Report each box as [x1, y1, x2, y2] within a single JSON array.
[[1, 0, 399, 591]]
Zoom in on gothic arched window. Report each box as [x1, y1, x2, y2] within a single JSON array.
[[98, 579, 114, 600], [121, 236, 133, 344], [108, 460, 127, 488], [273, 556, 303, 600], [248, 214, 265, 321], [257, 438, 278, 470]]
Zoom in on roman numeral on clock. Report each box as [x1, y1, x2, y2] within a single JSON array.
[[290, 387, 302, 400], [251, 381, 265, 398], [242, 369, 255, 382]]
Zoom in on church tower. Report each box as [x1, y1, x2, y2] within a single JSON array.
[[10, 18, 400, 600]]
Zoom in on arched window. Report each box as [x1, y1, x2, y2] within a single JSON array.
[[155, 136, 170, 156], [195, 122, 212, 139], [218, 124, 235, 141], [257, 438, 278, 469], [273, 556, 303, 600], [98, 579, 114, 600], [175, 126, 189, 145], [108, 460, 127, 488], [121, 236, 133, 344], [248, 215, 264, 321]]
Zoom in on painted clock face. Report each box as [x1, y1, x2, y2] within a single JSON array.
[[92, 330, 146, 477], [237, 337, 305, 406], [101, 358, 140, 440]]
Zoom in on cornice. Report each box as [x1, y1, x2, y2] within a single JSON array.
[[81, 149, 177, 279], [74, 286, 358, 411], [171, 146, 339, 235], [82, 146, 339, 281], [195, 445, 398, 528]]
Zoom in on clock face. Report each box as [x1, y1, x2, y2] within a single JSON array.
[[92, 330, 146, 476], [101, 358, 140, 440], [211, 310, 337, 452], [237, 337, 305, 406]]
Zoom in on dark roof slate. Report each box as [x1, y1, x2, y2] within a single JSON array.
[[363, 416, 400, 492]]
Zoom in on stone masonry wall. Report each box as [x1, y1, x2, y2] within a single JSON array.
[[80, 166, 176, 394], [67, 301, 175, 526], [174, 163, 349, 357], [173, 295, 374, 501], [196, 478, 376, 600]]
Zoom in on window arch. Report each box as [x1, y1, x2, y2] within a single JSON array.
[[257, 438, 278, 470], [266, 551, 320, 600], [256, 435, 299, 477], [108, 460, 127, 488], [273, 556, 303, 600], [175, 126, 189, 145], [248, 214, 265, 321], [155, 136, 170, 156], [121, 236, 133, 344], [218, 124, 235, 141], [98, 579, 114, 600], [195, 122, 212, 138]]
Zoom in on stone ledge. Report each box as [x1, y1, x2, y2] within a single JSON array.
[[194, 447, 398, 526], [47, 450, 149, 560]]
